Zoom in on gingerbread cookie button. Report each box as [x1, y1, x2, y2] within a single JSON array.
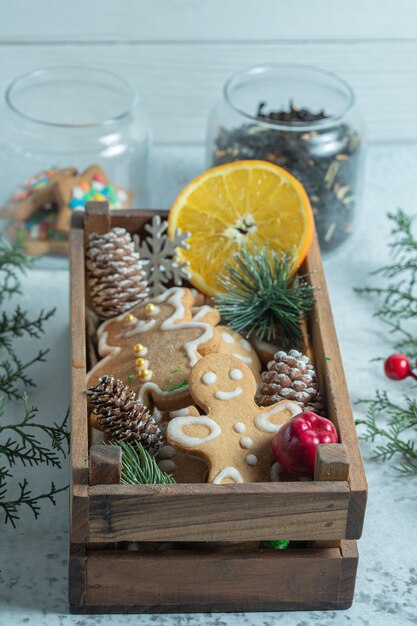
[[167, 353, 302, 483]]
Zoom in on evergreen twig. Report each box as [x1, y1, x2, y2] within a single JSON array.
[[215, 244, 316, 345], [0, 306, 56, 352], [0, 478, 68, 527], [0, 232, 69, 525], [0, 231, 34, 305], [0, 350, 50, 399], [0, 395, 70, 467], [111, 440, 175, 485], [356, 209, 417, 474]]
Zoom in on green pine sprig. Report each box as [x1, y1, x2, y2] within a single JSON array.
[[111, 440, 176, 485], [215, 244, 315, 345], [356, 209, 417, 474], [0, 230, 34, 306], [0, 394, 70, 468], [356, 391, 417, 475], [0, 231, 69, 525], [355, 209, 417, 358], [0, 477, 68, 527]]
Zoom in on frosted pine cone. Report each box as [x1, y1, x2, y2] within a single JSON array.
[[87, 375, 163, 453], [86, 227, 149, 319], [257, 349, 324, 415]]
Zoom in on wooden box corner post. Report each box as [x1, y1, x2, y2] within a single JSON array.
[[313, 443, 349, 548], [89, 445, 122, 486]]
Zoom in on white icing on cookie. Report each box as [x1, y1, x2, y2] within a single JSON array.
[[240, 338, 252, 352], [157, 288, 215, 367], [168, 416, 221, 448], [214, 387, 242, 400], [232, 352, 252, 365], [245, 454, 258, 466], [138, 381, 188, 404], [158, 459, 176, 472], [213, 467, 244, 484], [147, 305, 160, 315], [202, 371, 217, 385], [221, 332, 235, 345], [270, 461, 281, 482], [192, 305, 214, 322], [240, 436, 253, 449], [125, 318, 156, 336], [136, 346, 148, 357], [233, 422, 246, 433], [229, 368, 243, 381], [255, 401, 301, 433], [152, 408, 162, 424], [170, 408, 191, 417]]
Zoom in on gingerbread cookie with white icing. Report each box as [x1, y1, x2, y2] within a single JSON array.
[[153, 406, 208, 483], [167, 353, 302, 483], [87, 287, 220, 411], [217, 326, 262, 386]]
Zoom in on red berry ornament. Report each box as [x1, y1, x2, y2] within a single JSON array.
[[384, 353, 417, 381], [271, 411, 338, 479]]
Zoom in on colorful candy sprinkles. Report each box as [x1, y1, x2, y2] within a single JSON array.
[[10, 167, 60, 203], [69, 173, 128, 211]]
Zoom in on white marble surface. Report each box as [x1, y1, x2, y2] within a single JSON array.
[[1, 144, 417, 625]]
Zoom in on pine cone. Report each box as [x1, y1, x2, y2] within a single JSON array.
[[86, 227, 148, 319], [257, 349, 324, 415], [87, 375, 163, 453]]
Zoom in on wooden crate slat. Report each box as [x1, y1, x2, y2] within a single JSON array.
[[88, 481, 349, 542], [303, 233, 368, 539], [76, 544, 355, 613], [70, 221, 90, 543]]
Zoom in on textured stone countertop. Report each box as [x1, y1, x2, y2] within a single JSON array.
[[1, 145, 416, 626]]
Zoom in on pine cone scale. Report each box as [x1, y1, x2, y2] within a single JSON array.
[[88, 375, 163, 453], [86, 228, 149, 319], [257, 349, 324, 415]]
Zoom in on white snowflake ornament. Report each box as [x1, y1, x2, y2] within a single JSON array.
[[134, 215, 191, 297]]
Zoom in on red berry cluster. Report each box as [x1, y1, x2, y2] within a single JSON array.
[[384, 353, 417, 381]]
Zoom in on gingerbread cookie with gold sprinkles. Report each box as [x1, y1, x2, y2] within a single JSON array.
[[86, 287, 220, 411], [167, 353, 301, 483]]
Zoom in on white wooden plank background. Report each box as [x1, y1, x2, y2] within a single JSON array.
[[0, 1, 415, 143], [1, 0, 416, 42]]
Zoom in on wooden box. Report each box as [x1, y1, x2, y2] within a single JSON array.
[[69, 205, 367, 614]]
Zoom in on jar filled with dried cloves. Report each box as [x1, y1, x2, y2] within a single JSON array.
[[207, 64, 365, 253]]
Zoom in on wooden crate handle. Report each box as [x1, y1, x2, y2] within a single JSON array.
[[84, 201, 111, 240], [89, 444, 122, 486], [314, 443, 350, 482], [312, 443, 349, 548]]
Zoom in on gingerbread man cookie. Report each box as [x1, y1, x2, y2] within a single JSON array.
[[217, 326, 262, 386], [167, 353, 302, 483], [153, 406, 208, 483], [87, 287, 220, 411]]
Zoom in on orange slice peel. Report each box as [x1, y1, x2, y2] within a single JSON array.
[[168, 160, 314, 296]]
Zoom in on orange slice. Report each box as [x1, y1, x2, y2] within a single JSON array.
[[168, 160, 314, 296]]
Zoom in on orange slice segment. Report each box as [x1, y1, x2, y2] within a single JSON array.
[[168, 160, 314, 296]]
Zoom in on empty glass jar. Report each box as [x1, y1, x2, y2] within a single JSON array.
[[207, 64, 365, 253]]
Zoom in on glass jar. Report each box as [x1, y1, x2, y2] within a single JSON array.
[[207, 64, 365, 253], [0, 66, 151, 257]]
